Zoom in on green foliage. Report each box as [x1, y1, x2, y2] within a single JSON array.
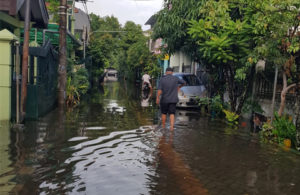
[[222, 109, 239, 125], [154, 0, 300, 115], [272, 113, 297, 145], [45, 0, 59, 23], [66, 61, 89, 107], [73, 67, 89, 95], [187, 0, 255, 84], [143, 57, 161, 78], [88, 14, 159, 81], [66, 77, 80, 106], [260, 113, 297, 147], [198, 97, 210, 106], [211, 95, 223, 112], [259, 121, 275, 143], [198, 95, 224, 117], [153, 0, 205, 57], [242, 99, 264, 114]]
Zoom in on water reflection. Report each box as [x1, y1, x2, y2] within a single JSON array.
[[156, 132, 208, 195], [141, 88, 152, 108], [0, 121, 16, 194]]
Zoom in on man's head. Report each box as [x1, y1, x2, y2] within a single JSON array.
[[166, 67, 173, 74]]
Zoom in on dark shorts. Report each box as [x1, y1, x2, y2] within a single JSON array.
[[160, 103, 176, 115]]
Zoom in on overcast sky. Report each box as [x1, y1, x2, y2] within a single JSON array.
[[75, 0, 164, 30]]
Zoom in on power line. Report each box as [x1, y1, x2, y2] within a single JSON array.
[[92, 31, 127, 33]]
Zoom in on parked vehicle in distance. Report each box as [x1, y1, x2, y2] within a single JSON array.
[[173, 73, 207, 108], [104, 68, 118, 82]]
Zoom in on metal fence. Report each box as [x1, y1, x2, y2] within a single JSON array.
[[255, 73, 296, 102], [11, 40, 58, 119]]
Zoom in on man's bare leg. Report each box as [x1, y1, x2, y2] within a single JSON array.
[[170, 114, 175, 131], [162, 114, 167, 128]]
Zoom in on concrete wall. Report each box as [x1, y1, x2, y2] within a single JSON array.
[[258, 98, 295, 118], [0, 29, 18, 121]]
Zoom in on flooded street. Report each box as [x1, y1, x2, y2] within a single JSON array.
[[1, 81, 300, 195]]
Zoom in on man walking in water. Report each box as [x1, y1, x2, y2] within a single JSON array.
[[156, 67, 185, 130]]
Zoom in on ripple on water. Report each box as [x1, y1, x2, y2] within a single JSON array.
[[68, 137, 89, 142], [38, 126, 160, 194], [84, 126, 107, 130]]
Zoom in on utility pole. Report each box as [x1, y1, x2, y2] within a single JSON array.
[[82, 25, 86, 67], [58, 0, 67, 106], [20, 0, 31, 121], [16, 42, 20, 123]]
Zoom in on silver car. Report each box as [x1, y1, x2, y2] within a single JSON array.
[[173, 73, 207, 107]]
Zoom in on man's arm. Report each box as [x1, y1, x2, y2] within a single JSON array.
[[156, 89, 162, 105]]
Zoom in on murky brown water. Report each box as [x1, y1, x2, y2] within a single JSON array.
[[1, 81, 300, 195]]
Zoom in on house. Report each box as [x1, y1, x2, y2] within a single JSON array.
[[145, 15, 169, 74], [74, 7, 90, 44], [0, 0, 49, 121], [0, 0, 48, 33], [145, 14, 197, 75]]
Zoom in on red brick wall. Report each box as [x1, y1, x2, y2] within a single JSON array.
[[0, 0, 17, 15]]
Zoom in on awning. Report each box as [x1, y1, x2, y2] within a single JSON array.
[[23, 23, 82, 47], [18, 0, 49, 29]]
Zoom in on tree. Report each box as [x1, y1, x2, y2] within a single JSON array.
[[154, 0, 256, 114], [88, 15, 158, 83], [45, 0, 60, 23], [233, 0, 300, 116], [119, 21, 158, 79], [152, 0, 205, 59], [154, 0, 300, 115], [188, 0, 256, 114], [87, 14, 123, 85]]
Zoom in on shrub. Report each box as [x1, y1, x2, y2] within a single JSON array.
[[73, 67, 89, 95], [259, 121, 275, 143], [198, 95, 224, 117], [66, 67, 90, 106], [66, 77, 80, 106], [259, 114, 297, 147], [211, 95, 223, 115], [242, 99, 264, 114], [272, 113, 296, 145], [222, 109, 239, 125]]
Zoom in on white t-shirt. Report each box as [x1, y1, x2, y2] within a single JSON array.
[[142, 74, 151, 84]]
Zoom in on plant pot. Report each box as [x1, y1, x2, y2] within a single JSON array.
[[283, 139, 291, 148]]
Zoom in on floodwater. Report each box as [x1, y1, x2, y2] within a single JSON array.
[[1, 81, 300, 195]]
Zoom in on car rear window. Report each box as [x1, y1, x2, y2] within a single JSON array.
[[176, 75, 201, 86]]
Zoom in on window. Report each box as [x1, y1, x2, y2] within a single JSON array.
[[176, 75, 200, 86]]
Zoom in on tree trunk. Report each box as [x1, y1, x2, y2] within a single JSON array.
[[225, 65, 236, 112], [278, 72, 296, 116], [295, 87, 300, 150], [295, 54, 300, 150], [236, 65, 255, 115]]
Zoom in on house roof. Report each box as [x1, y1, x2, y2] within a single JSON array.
[[25, 23, 82, 47], [145, 14, 156, 27], [74, 8, 90, 32], [18, 0, 49, 28]]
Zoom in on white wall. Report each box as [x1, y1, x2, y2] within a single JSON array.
[[170, 51, 192, 73]]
